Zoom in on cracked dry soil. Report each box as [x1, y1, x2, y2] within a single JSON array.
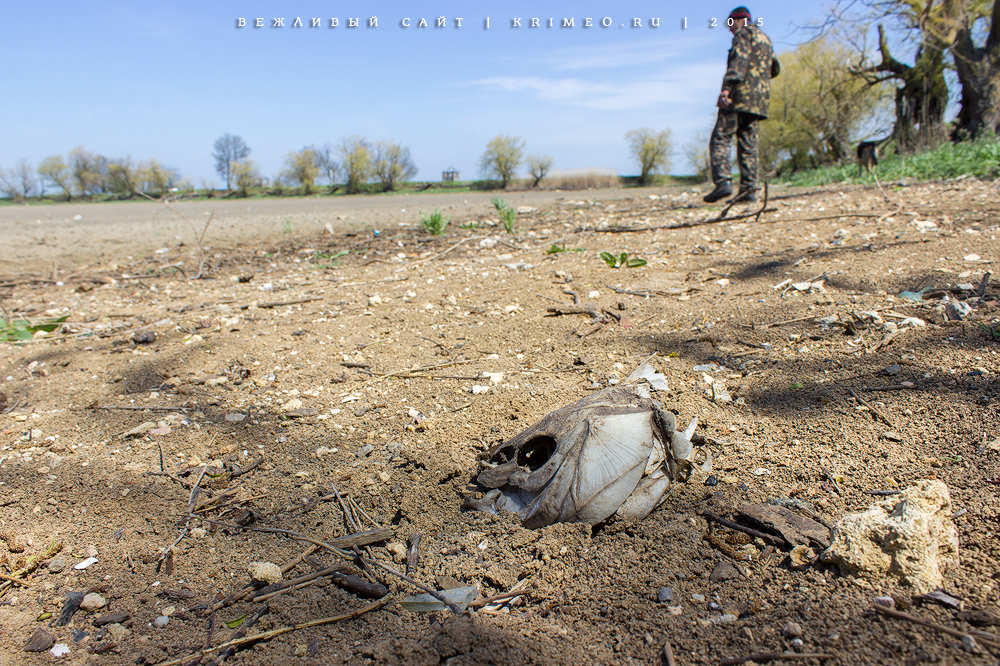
[[1, 179, 999, 665]]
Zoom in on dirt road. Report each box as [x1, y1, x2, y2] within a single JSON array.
[[0, 187, 670, 272]]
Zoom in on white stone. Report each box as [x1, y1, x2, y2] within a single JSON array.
[[79, 593, 106, 611], [247, 561, 283, 585], [822, 479, 959, 593]]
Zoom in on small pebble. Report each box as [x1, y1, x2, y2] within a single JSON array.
[[24, 628, 56, 652], [386, 542, 407, 562], [704, 475, 719, 487], [79, 593, 106, 611], [83, 545, 99, 559], [293, 644, 308, 657], [152, 616, 170, 628], [708, 602, 722, 611], [711, 613, 738, 625], [48, 556, 69, 573], [691, 593, 706, 603], [248, 561, 282, 585], [791, 638, 804, 649], [873, 596, 895, 609], [656, 587, 673, 603], [962, 635, 980, 654], [710, 562, 739, 583], [783, 621, 803, 638], [190, 527, 207, 539]]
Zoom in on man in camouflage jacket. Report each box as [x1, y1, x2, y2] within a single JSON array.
[[703, 6, 780, 204]]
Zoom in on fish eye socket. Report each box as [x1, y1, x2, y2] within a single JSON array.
[[517, 435, 557, 471]]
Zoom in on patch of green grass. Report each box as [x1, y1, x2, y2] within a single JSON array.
[[547, 244, 585, 254], [0, 316, 67, 342], [776, 135, 1000, 187], [420, 209, 450, 235], [459, 220, 481, 230], [313, 249, 350, 269], [600, 251, 646, 269]]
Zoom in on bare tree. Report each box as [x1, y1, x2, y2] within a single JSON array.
[[373, 140, 417, 191], [212, 133, 251, 190], [681, 129, 712, 182], [527, 155, 553, 187], [38, 155, 73, 200], [315, 143, 340, 192]]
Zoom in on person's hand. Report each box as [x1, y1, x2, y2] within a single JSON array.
[[717, 90, 732, 108]]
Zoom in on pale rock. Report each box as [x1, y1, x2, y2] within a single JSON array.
[[190, 527, 207, 539], [152, 615, 169, 628], [822, 479, 959, 593], [281, 398, 303, 412], [248, 561, 283, 585], [368, 294, 383, 306], [386, 542, 407, 562], [80, 593, 106, 611]]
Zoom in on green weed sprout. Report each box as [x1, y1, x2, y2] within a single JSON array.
[[420, 209, 450, 235], [600, 251, 647, 269], [500, 206, 516, 234], [0, 316, 67, 342]]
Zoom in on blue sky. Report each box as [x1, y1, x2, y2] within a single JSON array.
[[3, 1, 830, 184]]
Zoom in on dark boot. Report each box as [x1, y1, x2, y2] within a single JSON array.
[[703, 182, 732, 203], [733, 188, 757, 203]]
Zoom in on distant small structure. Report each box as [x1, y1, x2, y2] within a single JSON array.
[[442, 168, 459, 182]]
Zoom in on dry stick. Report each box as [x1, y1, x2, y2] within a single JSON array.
[[229, 452, 263, 479], [0, 572, 29, 586], [154, 464, 208, 564], [205, 603, 270, 666], [211, 545, 320, 613], [469, 587, 534, 608], [93, 405, 187, 412], [238, 297, 323, 311], [702, 512, 788, 548], [848, 388, 896, 428], [368, 357, 480, 378], [330, 484, 360, 532], [409, 236, 484, 266], [720, 652, 835, 665], [152, 596, 392, 666], [873, 604, 1000, 651], [250, 565, 345, 601], [0, 541, 65, 594], [207, 519, 462, 615]]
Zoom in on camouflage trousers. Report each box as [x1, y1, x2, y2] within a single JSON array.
[[710, 110, 760, 192]]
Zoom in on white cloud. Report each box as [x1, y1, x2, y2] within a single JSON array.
[[464, 62, 722, 111]]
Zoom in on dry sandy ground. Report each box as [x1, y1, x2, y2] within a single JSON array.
[[1, 179, 999, 666]]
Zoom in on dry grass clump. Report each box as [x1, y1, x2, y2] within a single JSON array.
[[544, 168, 620, 190]]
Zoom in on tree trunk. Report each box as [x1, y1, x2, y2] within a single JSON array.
[[951, 0, 1000, 139], [869, 25, 949, 153]]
